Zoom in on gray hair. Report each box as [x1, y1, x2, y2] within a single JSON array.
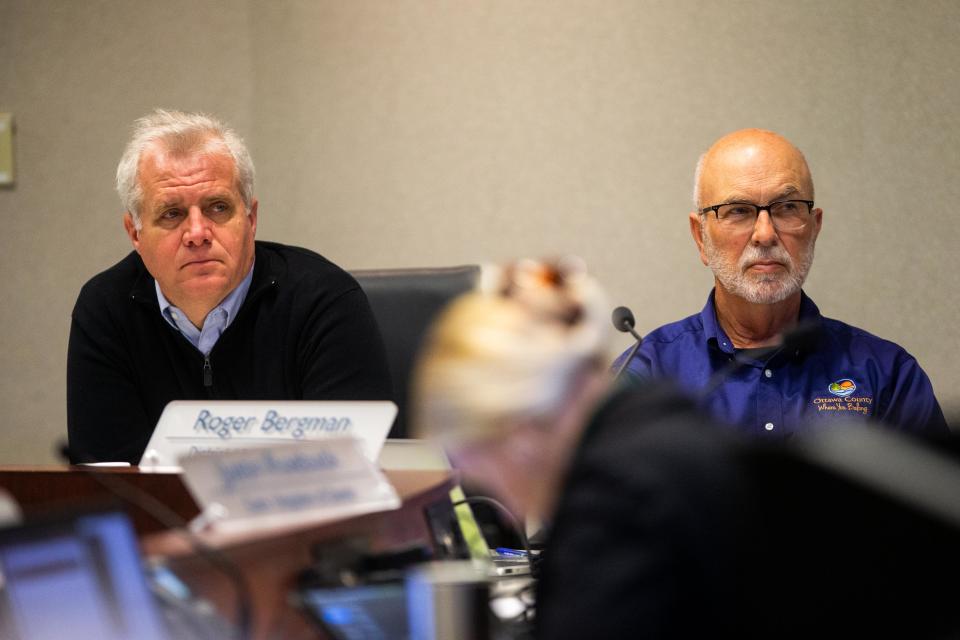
[[116, 109, 255, 229], [692, 152, 707, 210]]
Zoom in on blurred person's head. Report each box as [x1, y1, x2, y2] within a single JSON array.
[[413, 257, 612, 520]]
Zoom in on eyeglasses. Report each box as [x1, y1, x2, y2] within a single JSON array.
[[699, 200, 815, 233]]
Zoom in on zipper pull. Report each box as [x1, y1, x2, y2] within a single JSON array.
[[203, 356, 213, 387]]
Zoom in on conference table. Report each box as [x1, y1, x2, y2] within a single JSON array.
[[0, 465, 456, 639]]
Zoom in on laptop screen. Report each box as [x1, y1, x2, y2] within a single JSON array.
[[300, 581, 409, 640], [0, 510, 170, 640]]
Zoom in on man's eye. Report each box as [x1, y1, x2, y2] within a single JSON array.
[[160, 209, 182, 220], [726, 206, 754, 216], [208, 202, 231, 215]]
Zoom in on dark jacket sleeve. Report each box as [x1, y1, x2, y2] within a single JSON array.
[[536, 389, 747, 639], [67, 288, 153, 463], [296, 285, 392, 402]]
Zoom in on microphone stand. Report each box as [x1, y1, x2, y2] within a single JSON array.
[[611, 306, 643, 380], [613, 337, 644, 380]]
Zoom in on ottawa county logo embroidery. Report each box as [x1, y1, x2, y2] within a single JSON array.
[[828, 378, 857, 397]]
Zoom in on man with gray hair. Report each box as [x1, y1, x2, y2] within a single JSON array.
[[615, 128, 947, 435], [67, 109, 391, 462]]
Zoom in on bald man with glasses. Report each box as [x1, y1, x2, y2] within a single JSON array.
[[615, 129, 947, 436]]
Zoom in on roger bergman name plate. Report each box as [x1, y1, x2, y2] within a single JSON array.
[[139, 400, 397, 470]]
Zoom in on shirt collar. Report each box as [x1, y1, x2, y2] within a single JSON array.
[[700, 288, 822, 356], [155, 261, 255, 333], [701, 289, 734, 354]]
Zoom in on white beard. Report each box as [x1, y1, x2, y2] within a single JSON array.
[[703, 231, 815, 304]]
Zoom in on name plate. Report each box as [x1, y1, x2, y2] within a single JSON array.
[[179, 438, 400, 535], [139, 400, 397, 471]]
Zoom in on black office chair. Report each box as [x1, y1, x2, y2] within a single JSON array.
[[351, 265, 481, 438]]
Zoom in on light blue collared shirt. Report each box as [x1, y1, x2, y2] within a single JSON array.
[[156, 263, 255, 356]]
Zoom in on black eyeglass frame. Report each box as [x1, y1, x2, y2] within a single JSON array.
[[698, 199, 816, 220]]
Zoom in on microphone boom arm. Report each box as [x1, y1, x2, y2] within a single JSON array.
[[611, 306, 643, 381]]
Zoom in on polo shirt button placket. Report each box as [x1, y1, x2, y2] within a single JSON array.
[[761, 365, 776, 434]]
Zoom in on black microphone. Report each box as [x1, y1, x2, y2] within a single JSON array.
[[58, 442, 253, 640], [611, 306, 643, 380], [612, 306, 641, 340], [697, 319, 821, 401]]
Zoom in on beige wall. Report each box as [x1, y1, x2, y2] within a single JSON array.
[[1, 0, 957, 463]]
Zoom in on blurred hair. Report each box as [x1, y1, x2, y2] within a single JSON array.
[[412, 257, 611, 447], [116, 108, 255, 229]]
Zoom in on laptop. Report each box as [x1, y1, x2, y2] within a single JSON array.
[[299, 581, 409, 640], [0, 508, 235, 640], [139, 400, 398, 469], [0, 509, 171, 640]]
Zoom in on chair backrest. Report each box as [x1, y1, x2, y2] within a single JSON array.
[[352, 265, 481, 438]]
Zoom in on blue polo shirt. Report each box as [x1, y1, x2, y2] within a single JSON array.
[[615, 290, 948, 437]]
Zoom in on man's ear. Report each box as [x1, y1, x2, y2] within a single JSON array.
[[248, 199, 258, 237], [123, 213, 141, 251], [812, 206, 823, 239], [689, 211, 709, 266]]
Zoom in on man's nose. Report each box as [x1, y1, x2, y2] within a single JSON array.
[[182, 207, 211, 246], [750, 208, 778, 246]]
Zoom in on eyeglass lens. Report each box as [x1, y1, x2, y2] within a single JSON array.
[[716, 201, 810, 231]]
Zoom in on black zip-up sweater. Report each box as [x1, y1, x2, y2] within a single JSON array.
[[67, 241, 391, 463]]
